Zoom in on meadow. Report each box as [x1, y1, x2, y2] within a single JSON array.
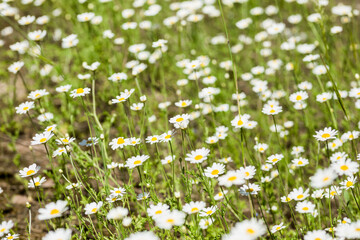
[[0, 0, 360, 239]]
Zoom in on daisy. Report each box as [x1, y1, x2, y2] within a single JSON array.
[[266, 154, 284, 165], [295, 200, 315, 214], [289, 187, 310, 201], [239, 166, 256, 179], [77, 12, 95, 22], [239, 183, 261, 196], [154, 210, 186, 230], [147, 203, 170, 219], [160, 130, 174, 142], [61, 34, 78, 48], [231, 114, 251, 128], [19, 164, 40, 178], [332, 159, 359, 176], [111, 89, 135, 104], [130, 103, 144, 111], [108, 72, 128, 82], [28, 89, 49, 100], [169, 114, 191, 129], [182, 201, 206, 215], [28, 30, 46, 41], [199, 206, 217, 217], [56, 137, 75, 145], [56, 84, 72, 93], [109, 137, 128, 150], [2, 233, 19, 239], [214, 190, 228, 200], [84, 201, 103, 215], [262, 103, 282, 115], [204, 163, 225, 178], [8, 61, 24, 74], [161, 155, 175, 165], [311, 189, 324, 199], [316, 92, 332, 102], [304, 230, 332, 240], [126, 155, 150, 169], [70, 87, 91, 98], [28, 176, 46, 188], [199, 218, 214, 229], [185, 147, 210, 164], [0, 221, 14, 237], [218, 170, 245, 187], [292, 157, 309, 167], [52, 147, 68, 157], [310, 168, 337, 188], [341, 131, 360, 142], [271, 222, 286, 233], [124, 231, 159, 240], [335, 220, 360, 239], [206, 136, 219, 144], [137, 192, 150, 201], [254, 143, 268, 153], [313, 127, 338, 141], [126, 137, 141, 146], [18, 15, 35, 25], [42, 228, 72, 240], [37, 112, 54, 122], [110, 187, 126, 197], [223, 218, 267, 240], [289, 91, 308, 103], [106, 207, 129, 220], [38, 200, 68, 220], [15, 101, 34, 114], [146, 135, 160, 144], [30, 132, 54, 145], [175, 100, 192, 108], [328, 139, 343, 151], [339, 176, 357, 190], [323, 186, 342, 199]]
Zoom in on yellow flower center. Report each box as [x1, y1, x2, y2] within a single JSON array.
[[151, 137, 157, 141], [276, 226, 281, 230], [211, 170, 219, 175], [91, 208, 97, 213], [50, 209, 60, 215], [298, 161, 303, 165], [321, 133, 330, 138], [26, 170, 35, 175], [246, 188, 254, 192], [165, 135, 171, 139], [155, 210, 162, 215], [330, 191, 336, 196], [272, 158, 278, 162], [167, 218, 174, 223], [296, 95, 302, 101], [118, 97, 125, 101], [346, 181, 353, 188], [245, 172, 250, 177], [194, 155, 203, 161], [340, 165, 349, 171], [0, 228, 5, 232], [7, 236, 14, 239], [133, 160, 142, 165], [297, 194, 304, 199], [63, 139, 69, 143], [237, 120, 243, 126], [191, 207, 199, 212], [35, 182, 40, 186], [176, 117, 184, 122], [270, 109, 275, 113], [247, 228, 255, 234], [23, 107, 29, 110], [302, 207, 309, 211], [228, 176, 237, 181], [35, 93, 40, 97], [181, 102, 187, 106], [117, 138, 125, 144], [76, 88, 84, 94], [323, 177, 329, 182], [39, 138, 47, 143], [115, 190, 121, 194], [259, 147, 264, 151]]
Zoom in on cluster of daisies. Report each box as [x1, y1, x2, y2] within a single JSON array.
[[2, 0, 360, 239]]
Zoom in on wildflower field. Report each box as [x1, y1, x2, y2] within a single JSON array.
[[1, 0, 360, 239]]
